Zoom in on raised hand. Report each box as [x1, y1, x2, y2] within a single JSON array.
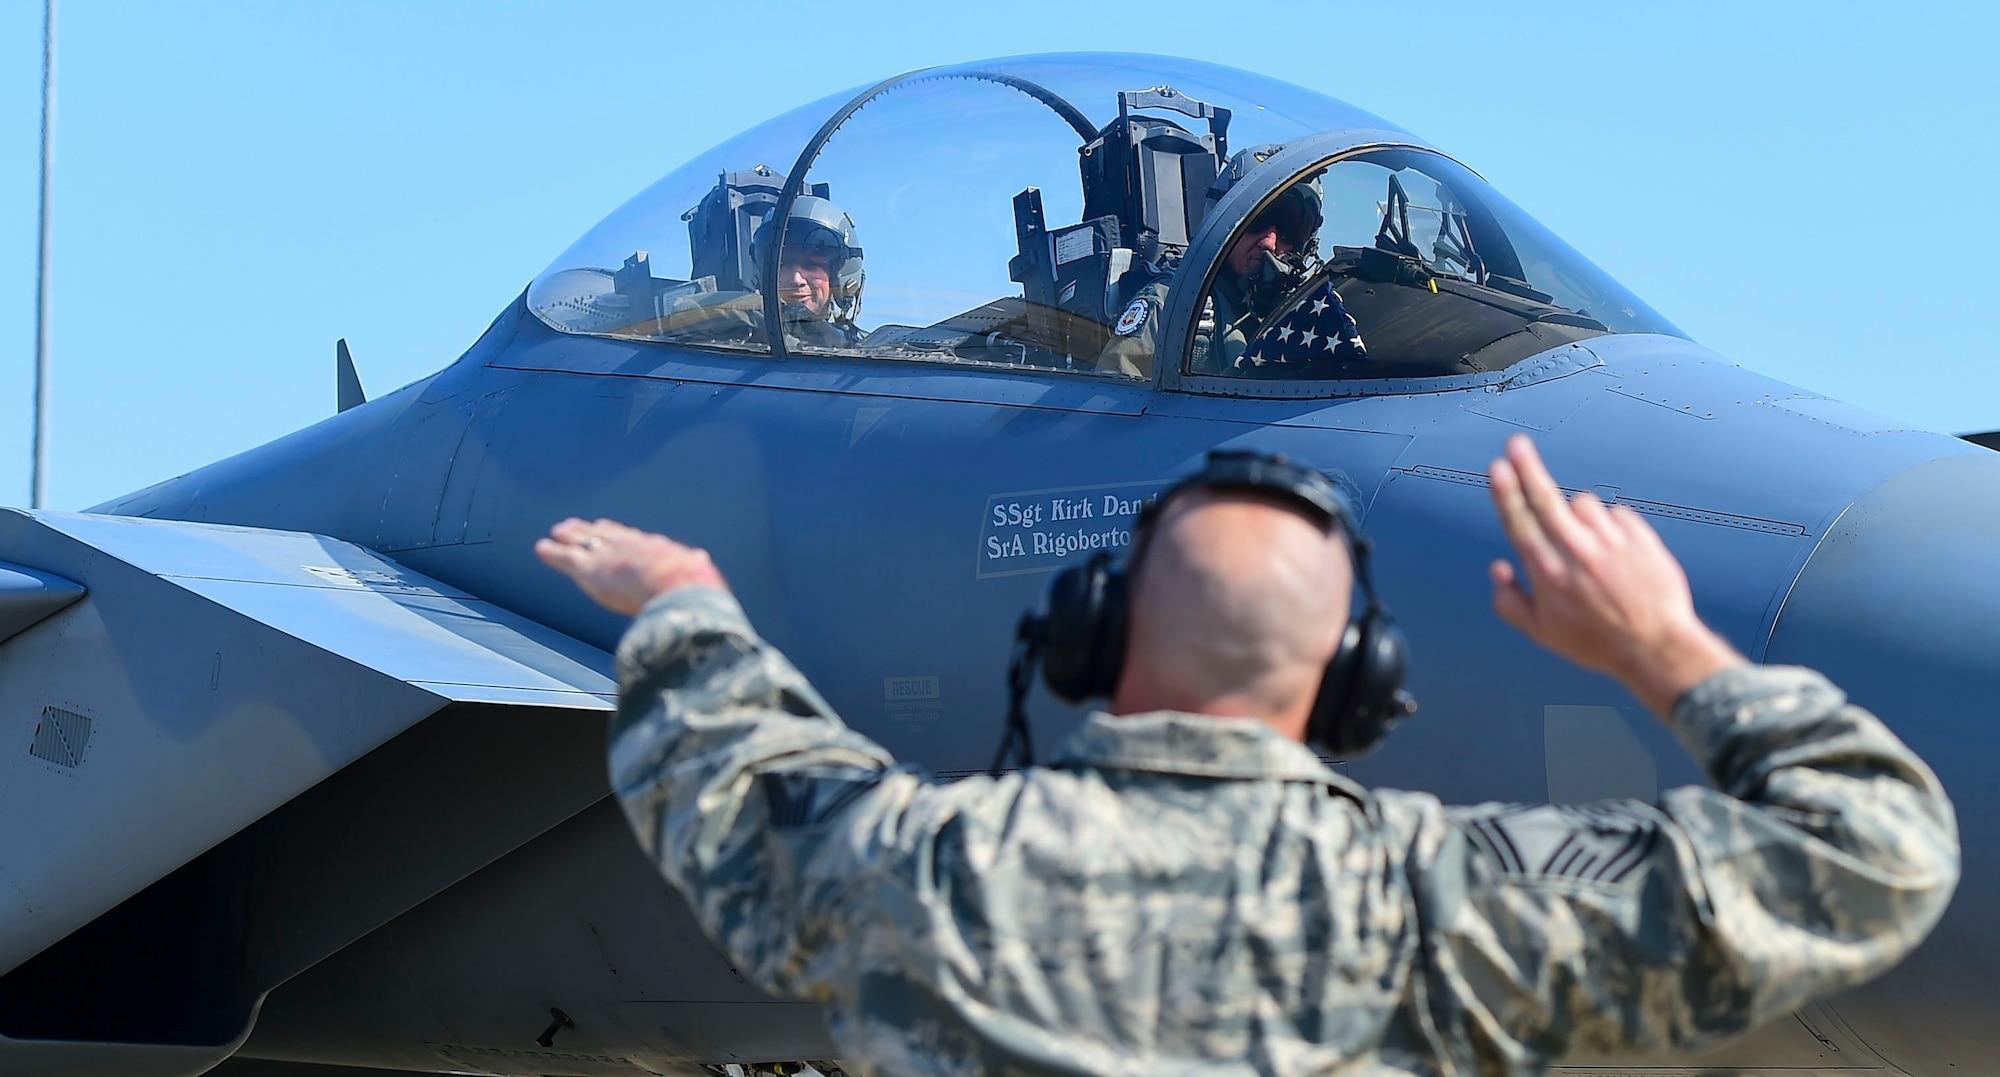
[[1487, 434, 1743, 715], [535, 518, 727, 616]]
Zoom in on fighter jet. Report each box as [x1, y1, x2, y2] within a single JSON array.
[[1, 53, 1992, 1077]]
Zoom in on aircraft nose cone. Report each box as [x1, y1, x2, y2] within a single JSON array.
[[1765, 449, 2000, 1067]]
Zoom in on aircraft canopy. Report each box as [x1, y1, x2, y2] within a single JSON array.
[[527, 53, 1678, 387]]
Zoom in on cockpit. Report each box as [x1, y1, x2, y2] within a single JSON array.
[[528, 54, 1679, 387]]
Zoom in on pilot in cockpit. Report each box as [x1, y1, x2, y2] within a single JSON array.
[[1095, 147, 1334, 379], [752, 195, 867, 349], [647, 171, 866, 350]]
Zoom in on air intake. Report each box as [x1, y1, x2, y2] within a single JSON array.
[[28, 705, 91, 768]]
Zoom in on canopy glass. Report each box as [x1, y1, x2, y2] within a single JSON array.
[[528, 54, 1677, 384]]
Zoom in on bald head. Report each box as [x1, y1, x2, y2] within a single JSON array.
[[1111, 490, 1354, 740]]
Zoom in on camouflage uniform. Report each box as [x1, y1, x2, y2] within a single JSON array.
[[610, 587, 1959, 1076]]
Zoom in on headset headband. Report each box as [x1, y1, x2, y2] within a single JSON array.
[[1138, 449, 1352, 536], [998, 447, 1413, 774]]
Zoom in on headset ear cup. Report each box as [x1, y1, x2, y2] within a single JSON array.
[[1307, 620, 1363, 753], [1306, 611, 1412, 757], [1093, 570, 1128, 700], [1349, 614, 1411, 753], [1039, 552, 1128, 703]]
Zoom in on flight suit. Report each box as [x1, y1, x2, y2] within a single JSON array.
[[1096, 271, 1263, 380], [1095, 276, 1171, 379], [609, 587, 1959, 1076]]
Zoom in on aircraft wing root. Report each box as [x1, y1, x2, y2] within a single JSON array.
[[0, 510, 616, 1069]]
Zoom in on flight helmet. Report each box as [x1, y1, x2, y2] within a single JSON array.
[[752, 195, 866, 322], [1209, 144, 1324, 255]]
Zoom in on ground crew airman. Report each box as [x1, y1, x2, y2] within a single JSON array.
[[537, 434, 1958, 1076]]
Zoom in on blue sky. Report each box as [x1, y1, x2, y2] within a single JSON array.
[[0, 0, 1994, 509]]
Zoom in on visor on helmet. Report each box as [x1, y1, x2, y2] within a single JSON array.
[[754, 197, 862, 269], [1211, 144, 1323, 253], [777, 220, 850, 270], [1248, 189, 1319, 250]]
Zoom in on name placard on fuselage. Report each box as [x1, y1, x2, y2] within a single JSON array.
[[977, 480, 1165, 578]]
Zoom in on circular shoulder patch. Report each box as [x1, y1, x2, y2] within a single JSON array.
[[1113, 298, 1151, 337]]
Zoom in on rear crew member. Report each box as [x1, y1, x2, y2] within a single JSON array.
[[757, 194, 866, 348], [538, 435, 1957, 1075], [671, 191, 867, 349]]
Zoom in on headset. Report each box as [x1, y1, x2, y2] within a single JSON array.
[[997, 449, 1414, 770]]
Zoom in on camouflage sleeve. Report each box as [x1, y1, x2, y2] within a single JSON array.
[[1417, 665, 1959, 1066], [607, 586, 934, 1003]]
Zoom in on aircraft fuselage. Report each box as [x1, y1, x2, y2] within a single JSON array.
[[84, 296, 2000, 1075]]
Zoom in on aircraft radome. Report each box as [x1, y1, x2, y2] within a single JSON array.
[[0, 53, 1993, 1077]]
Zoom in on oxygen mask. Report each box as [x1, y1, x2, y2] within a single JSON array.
[[1245, 249, 1313, 319]]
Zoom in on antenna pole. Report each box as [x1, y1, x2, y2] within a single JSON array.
[[30, 0, 56, 508]]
